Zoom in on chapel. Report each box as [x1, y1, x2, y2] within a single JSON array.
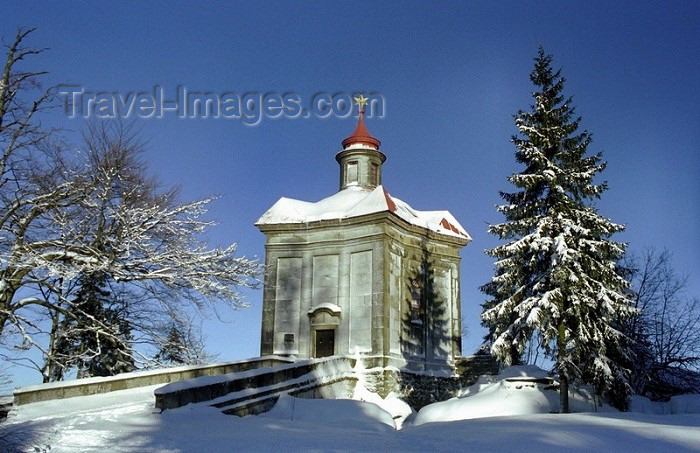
[[256, 100, 471, 371]]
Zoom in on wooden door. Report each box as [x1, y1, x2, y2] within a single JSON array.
[[315, 329, 335, 358]]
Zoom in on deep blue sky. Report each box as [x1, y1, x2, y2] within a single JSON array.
[[5, 1, 699, 386]]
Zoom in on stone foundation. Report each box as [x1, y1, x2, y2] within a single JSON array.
[[355, 354, 499, 410]]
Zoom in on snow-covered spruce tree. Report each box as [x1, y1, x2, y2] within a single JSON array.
[[153, 318, 210, 366], [52, 272, 134, 380], [155, 325, 188, 365], [481, 48, 635, 412]]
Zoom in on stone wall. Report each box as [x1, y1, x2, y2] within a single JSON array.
[[13, 354, 499, 417], [155, 356, 357, 413], [359, 355, 499, 410], [455, 354, 500, 386], [153, 355, 496, 415], [359, 368, 460, 410], [13, 356, 294, 406]]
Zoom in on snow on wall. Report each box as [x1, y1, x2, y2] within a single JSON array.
[[257, 185, 471, 240]]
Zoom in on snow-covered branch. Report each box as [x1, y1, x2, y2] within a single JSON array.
[[0, 30, 262, 382]]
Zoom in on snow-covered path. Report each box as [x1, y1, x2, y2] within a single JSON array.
[[3, 383, 700, 452]]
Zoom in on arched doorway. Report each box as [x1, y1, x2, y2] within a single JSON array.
[[308, 304, 341, 358]]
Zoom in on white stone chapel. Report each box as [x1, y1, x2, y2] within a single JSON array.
[[256, 100, 471, 370]]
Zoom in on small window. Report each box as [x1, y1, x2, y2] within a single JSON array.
[[346, 161, 358, 184], [370, 163, 379, 186]]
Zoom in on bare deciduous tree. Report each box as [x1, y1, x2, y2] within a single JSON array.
[[623, 248, 700, 399], [0, 27, 74, 339], [0, 29, 262, 382]]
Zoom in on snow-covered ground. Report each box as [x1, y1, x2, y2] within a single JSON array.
[[2, 366, 699, 452]]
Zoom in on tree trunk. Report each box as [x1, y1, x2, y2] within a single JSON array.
[[0, 310, 7, 338], [0, 283, 17, 338], [559, 371, 570, 413], [558, 321, 570, 413], [42, 309, 63, 383]]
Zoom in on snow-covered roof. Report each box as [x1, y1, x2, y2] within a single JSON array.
[[256, 185, 471, 240]]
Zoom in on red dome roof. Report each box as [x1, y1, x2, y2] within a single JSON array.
[[342, 113, 381, 149]]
